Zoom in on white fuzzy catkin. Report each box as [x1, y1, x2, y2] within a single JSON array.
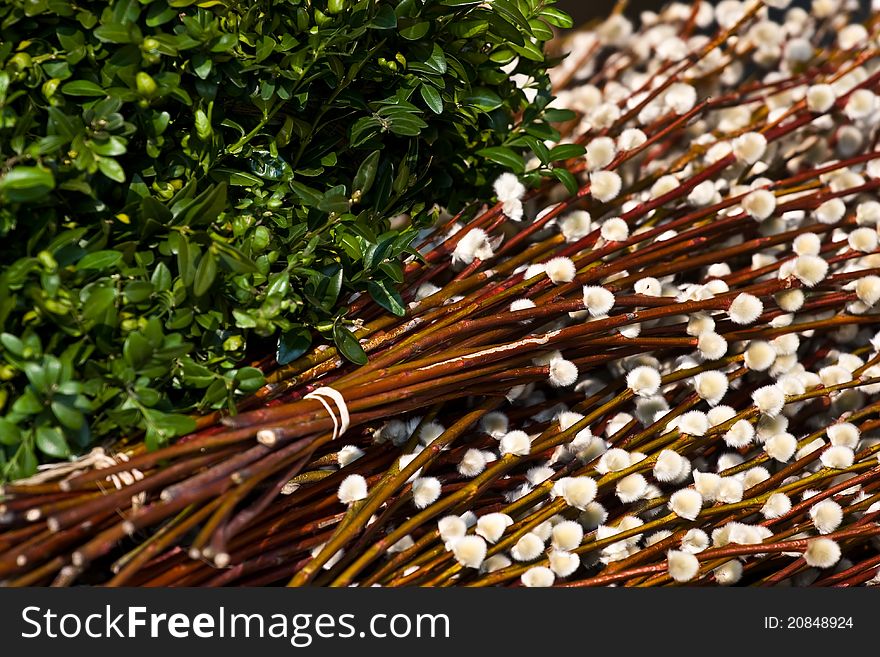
[[845, 88, 878, 120], [338, 474, 368, 504], [848, 228, 878, 253], [776, 288, 805, 312], [698, 332, 728, 360], [810, 499, 844, 534], [732, 132, 767, 164], [511, 532, 545, 561], [714, 560, 744, 585], [494, 173, 525, 222], [500, 430, 532, 456], [820, 445, 854, 469], [716, 477, 744, 504], [521, 566, 555, 587], [676, 410, 709, 436], [600, 216, 629, 241], [654, 450, 688, 482], [476, 513, 513, 544], [669, 488, 703, 520], [804, 538, 841, 568], [438, 516, 467, 544], [494, 172, 525, 204], [591, 170, 623, 202], [694, 471, 722, 501], [815, 198, 846, 224], [728, 293, 763, 324], [793, 232, 821, 256], [545, 256, 577, 284], [616, 473, 648, 502], [560, 210, 592, 242], [452, 228, 494, 265], [559, 476, 598, 510], [855, 275, 880, 306], [548, 358, 578, 387], [806, 84, 836, 112], [765, 432, 797, 462], [582, 285, 615, 316], [761, 492, 792, 519], [552, 520, 584, 551], [667, 550, 700, 582], [458, 448, 487, 477], [744, 341, 776, 371], [664, 82, 697, 114], [742, 189, 776, 220], [586, 136, 616, 171], [724, 420, 755, 448], [752, 385, 785, 417], [693, 370, 729, 405], [337, 445, 365, 468], [451, 535, 487, 568], [548, 550, 580, 577], [618, 128, 647, 150], [412, 477, 441, 509], [627, 365, 662, 397], [827, 423, 860, 448]]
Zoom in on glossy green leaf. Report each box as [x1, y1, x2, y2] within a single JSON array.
[[193, 250, 218, 297], [36, 426, 70, 458], [477, 147, 524, 174], [0, 166, 55, 203], [78, 250, 123, 271], [419, 84, 443, 114], [353, 150, 381, 195], [234, 366, 265, 392], [461, 88, 503, 111], [61, 80, 107, 96], [333, 324, 368, 365], [368, 279, 406, 316], [277, 327, 313, 365]]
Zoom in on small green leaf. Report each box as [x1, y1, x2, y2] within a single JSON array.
[[353, 150, 381, 195], [193, 250, 218, 297], [461, 88, 503, 112], [477, 147, 524, 174], [78, 250, 123, 271], [234, 366, 265, 392], [276, 330, 312, 368], [368, 279, 406, 316], [290, 180, 323, 207], [333, 324, 368, 365], [36, 426, 70, 458], [552, 167, 579, 196], [1, 333, 25, 356], [369, 5, 397, 29], [0, 418, 21, 446], [12, 389, 44, 416], [0, 166, 55, 203], [82, 286, 116, 322], [123, 332, 153, 369], [400, 20, 430, 40], [51, 400, 85, 430], [420, 84, 443, 114], [539, 7, 574, 29], [61, 80, 107, 96], [97, 157, 126, 182], [549, 143, 586, 161]]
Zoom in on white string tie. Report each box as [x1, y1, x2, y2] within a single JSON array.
[[304, 386, 350, 440]]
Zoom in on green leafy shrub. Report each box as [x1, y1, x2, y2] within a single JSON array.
[[0, 0, 572, 478]]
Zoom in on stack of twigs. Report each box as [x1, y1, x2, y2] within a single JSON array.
[[2, 0, 880, 587]]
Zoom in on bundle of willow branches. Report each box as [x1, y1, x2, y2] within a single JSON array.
[[3, 0, 880, 587]]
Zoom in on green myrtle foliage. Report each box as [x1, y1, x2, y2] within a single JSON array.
[[0, 0, 572, 479]]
